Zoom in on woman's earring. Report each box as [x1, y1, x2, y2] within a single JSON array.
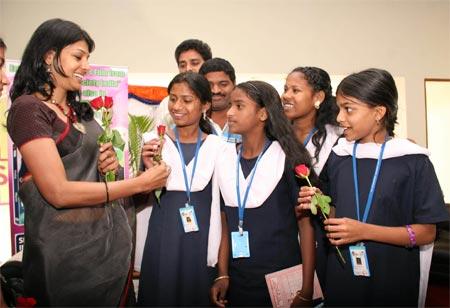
[[314, 101, 321, 109], [202, 111, 207, 120], [46, 65, 51, 73], [375, 118, 380, 125]]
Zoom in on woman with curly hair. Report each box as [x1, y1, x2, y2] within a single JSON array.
[[282, 67, 342, 295]]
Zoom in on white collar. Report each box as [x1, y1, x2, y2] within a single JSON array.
[[305, 125, 342, 175], [164, 134, 222, 191], [332, 137, 430, 159], [144, 131, 222, 191], [208, 118, 223, 135], [217, 141, 286, 208]]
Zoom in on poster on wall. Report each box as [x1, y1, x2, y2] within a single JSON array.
[[3, 60, 129, 255], [3, 60, 24, 254], [81, 65, 129, 177]]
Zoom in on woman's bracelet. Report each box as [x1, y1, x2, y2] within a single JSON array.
[[405, 224, 416, 247], [295, 291, 312, 302], [214, 275, 230, 282], [103, 179, 110, 204]]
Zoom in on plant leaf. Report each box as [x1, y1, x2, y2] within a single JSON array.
[[98, 133, 111, 144], [128, 114, 154, 176], [323, 195, 331, 203], [112, 129, 125, 150], [310, 195, 318, 215], [317, 194, 331, 216]]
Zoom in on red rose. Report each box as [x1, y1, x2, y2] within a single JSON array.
[[295, 164, 310, 178], [90, 96, 103, 110], [103, 96, 114, 109], [157, 124, 166, 137], [16, 296, 37, 307]]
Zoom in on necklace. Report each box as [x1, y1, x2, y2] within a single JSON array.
[[49, 99, 86, 134]]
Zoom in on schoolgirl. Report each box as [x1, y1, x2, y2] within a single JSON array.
[[138, 72, 223, 306], [213, 81, 316, 306], [299, 68, 448, 306]]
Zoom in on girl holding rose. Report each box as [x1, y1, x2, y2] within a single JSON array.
[[138, 72, 224, 306], [7, 18, 170, 306], [212, 81, 316, 306], [281, 66, 342, 290], [298, 68, 449, 306]]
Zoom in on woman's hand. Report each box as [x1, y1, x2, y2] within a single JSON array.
[[98, 142, 119, 175], [324, 217, 366, 246], [295, 186, 321, 218], [142, 138, 164, 169], [138, 161, 170, 193], [210, 278, 229, 307]]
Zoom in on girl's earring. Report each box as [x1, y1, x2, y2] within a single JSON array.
[[314, 101, 321, 109], [202, 111, 207, 120], [46, 65, 51, 73]]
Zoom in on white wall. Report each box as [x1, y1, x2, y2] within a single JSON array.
[[1, 0, 449, 144], [0, 0, 449, 261]]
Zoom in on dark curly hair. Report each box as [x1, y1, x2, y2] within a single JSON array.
[[167, 72, 213, 134], [10, 18, 95, 121], [236, 80, 313, 171], [289, 67, 339, 160], [336, 68, 398, 137]]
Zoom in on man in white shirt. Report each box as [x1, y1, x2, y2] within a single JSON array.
[[199, 58, 241, 143]]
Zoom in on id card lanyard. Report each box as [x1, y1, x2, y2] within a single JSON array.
[[174, 127, 202, 206], [236, 141, 271, 235], [352, 140, 387, 224], [303, 127, 318, 146], [350, 139, 386, 277]]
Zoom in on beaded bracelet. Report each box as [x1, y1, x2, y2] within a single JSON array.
[[405, 224, 416, 247], [214, 275, 230, 282]]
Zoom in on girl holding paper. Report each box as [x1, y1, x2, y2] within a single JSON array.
[[212, 81, 316, 306]]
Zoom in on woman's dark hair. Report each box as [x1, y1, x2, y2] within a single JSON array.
[[290, 67, 338, 160], [10, 18, 95, 121], [167, 72, 213, 134], [236, 80, 313, 172], [174, 39, 212, 64], [336, 68, 398, 136]]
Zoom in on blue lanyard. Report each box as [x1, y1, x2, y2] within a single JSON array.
[[303, 127, 318, 146], [236, 141, 271, 233], [352, 140, 386, 223], [174, 127, 202, 205]]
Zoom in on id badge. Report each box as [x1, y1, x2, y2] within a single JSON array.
[[231, 231, 250, 258], [179, 204, 199, 233], [349, 244, 371, 277]]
